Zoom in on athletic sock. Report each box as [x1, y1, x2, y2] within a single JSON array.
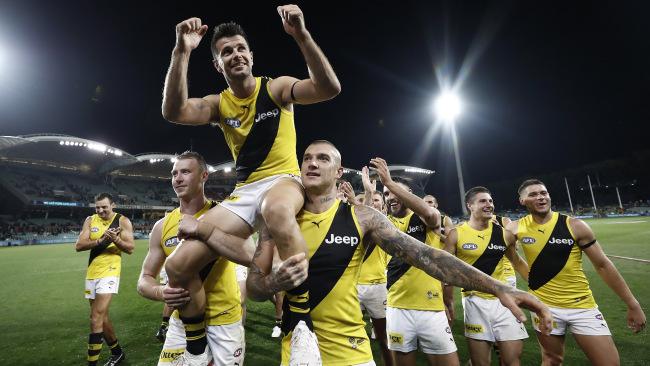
[[107, 339, 123, 357], [285, 286, 313, 331], [87, 332, 103, 366], [180, 314, 207, 355], [161, 316, 170, 327]]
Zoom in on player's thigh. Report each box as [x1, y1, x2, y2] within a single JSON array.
[[425, 351, 460, 366], [415, 310, 457, 356], [572, 334, 619, 366], [260, 177, 304, 217], [466, 338, 492, 366], [394, 351, 417, 366], [91, 293, 113, 316], [534, 331, 566, 365], [385, 307, 418, 353], [167, 237, 217, 273], [198, 204, 253, 239]]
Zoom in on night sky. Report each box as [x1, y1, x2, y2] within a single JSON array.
[[1, 1, 649, 212]]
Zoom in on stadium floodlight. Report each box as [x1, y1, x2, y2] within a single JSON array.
[[88, 142, 107, 153], [434, 91, 462, 123], [224, 166, 232, 173], [114, 150, 122, 156], [59, 141, 64, 145], [170, 157, 177, 163]]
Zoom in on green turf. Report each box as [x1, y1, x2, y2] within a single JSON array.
[[0, 216, 648, 365]]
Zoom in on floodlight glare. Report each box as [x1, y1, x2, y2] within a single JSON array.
[[435, 92, 461, 122], [224, 166, 232, 173]]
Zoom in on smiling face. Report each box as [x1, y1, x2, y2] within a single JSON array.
[[383, 182, 410, 218], [520, 184, 552, 215], [467, 192, 494, 221], [213, 35, 253, 81], [95, 198, 114, 220], [300, 142, 343, 195], [171, 157, 208, 200]]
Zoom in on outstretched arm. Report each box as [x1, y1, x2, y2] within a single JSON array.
[[571, 218, 646, 333], [370, 157, 440, 229], [354, 204, 552, 332], [271, 5, 341, 105], [162, 17, 219, 125]]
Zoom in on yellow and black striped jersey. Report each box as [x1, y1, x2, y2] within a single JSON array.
[[86, 213, 122, 280], [160, 201, 242, 325], [494, 215, 515, 279], [385, 212, 445, 311], [216, 76, 300, 186], [517, 212, 596, 309], [456, 221, 508, 299], [357, 241, 388, 285], [281, 200, 372, 366]]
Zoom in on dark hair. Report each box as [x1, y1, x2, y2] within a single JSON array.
[[392, 176, 412, 190], [176, 150, 208, 173], [211, 22, 250, 59], [372, 190, 385, 203], [94, 192, 113, 203], [518, 179, 545, 195], [465, 186, 491, 204]]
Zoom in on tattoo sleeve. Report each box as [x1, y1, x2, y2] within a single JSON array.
[[355, 205, 510, 295], [246, 236, 279, 301]]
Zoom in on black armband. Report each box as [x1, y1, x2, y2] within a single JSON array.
[[578, 239, 597, 250], [290, 80, 300, 102]]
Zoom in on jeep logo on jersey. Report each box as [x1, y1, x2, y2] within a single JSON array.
[[164, 236, 179, 247], [521, 237, 536, 244], [407, 224, 425, 234], [224, 118, 242, 128], [324, 234, 359, 246], [462, 243, 478, 250], [487, 243, 506, 251], [255, 108, 279, 123], [548, 237, 574, 245]]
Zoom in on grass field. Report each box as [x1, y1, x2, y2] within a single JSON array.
[[1, 217, 648, 365]]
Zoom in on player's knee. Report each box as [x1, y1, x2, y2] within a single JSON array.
[[541, 350, 563, 366], [261, 202, 295, 228], [164, 254, 189, 286]]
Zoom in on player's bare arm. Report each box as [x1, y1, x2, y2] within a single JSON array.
[[176, 214, 255, 266], [370, 157, 440, 229], [354, 204, 553, 334], [504, 219, 529, 281], [137, 219, 167, 301], [360, 166, 376, 206], [570, 217, 646, 333], [74, 216, 95, 251], [107, 216, 135, 254], [162, 17, 220, 125], [269, 5, 341, 106], [442, 227, 459, 322], [246, 228, 308, 301]]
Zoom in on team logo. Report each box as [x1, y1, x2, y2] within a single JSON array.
[[426, 291, 439, 300], [324, 234, 359, 246], [91, 227, 100, 233], [311, 219, 326, 228], [462, 243, 478, 250], [548, 237, 574, 245], [225, 195, 240, 202], [233, 348, 243, 357], [348, 336, 366, 349], [407, 224, 425, 234], [445, 326, 452, 334], [521, 237, 536, 244], [595, 313, 604, 320], [164, 236, 180, 248], [255, 108, 279, 123], [223, 118, 242, 128]]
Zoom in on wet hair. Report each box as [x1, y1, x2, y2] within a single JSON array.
[[465, 186, 491, 204], [518, 179, 545, 196], [176, 151, 208, 173], [94, 192, 113, 203], [211, 22, 250, 59]]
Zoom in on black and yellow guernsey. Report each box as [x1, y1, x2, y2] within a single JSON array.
[[281, 200, 373, 366], [493, 215, 515, 280], [455, 221, 508, 299], [385, 212, 445, 311], [86, 213, 122, 281], [216, 76, 300, 186], [517, 212, 596, 308]]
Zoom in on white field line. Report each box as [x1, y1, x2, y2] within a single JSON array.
[[603, 221, 647, 224], [606, 254, 650, 263]]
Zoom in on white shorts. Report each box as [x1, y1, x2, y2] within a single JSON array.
[[386, 307, 457, 354], [158, 316, 246, 365], [462, 295, 528, 342], [530, 306, 611, 336], [220, 174, 302, 229], [357, 284, 387, 319], [235, 264, 248, 283], [85, 276, 120, 299], [159, 268, 169, 285]]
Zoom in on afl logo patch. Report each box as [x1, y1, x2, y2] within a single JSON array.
[[164, 236, 179, 247], [462, 243, 478, 250], [521, 237, 536, 244], [91, 227, 100, 233], [224, 118, 242, 128]]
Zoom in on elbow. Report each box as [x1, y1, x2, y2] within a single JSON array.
[[161, 106, 180, 123], [74, 242, 83, 252], [136, 280, 146, 297], [326, 80, 342, 99]]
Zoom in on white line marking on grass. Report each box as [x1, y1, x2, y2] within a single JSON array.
[[606, 255, 650, 263], [604, 221, 647, 224]]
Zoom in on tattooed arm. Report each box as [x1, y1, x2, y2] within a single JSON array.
[[246, 227, 308, 302], [354, 205, 552, 332]]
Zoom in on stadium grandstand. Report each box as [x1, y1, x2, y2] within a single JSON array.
[[0, 134, 438, 246]]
